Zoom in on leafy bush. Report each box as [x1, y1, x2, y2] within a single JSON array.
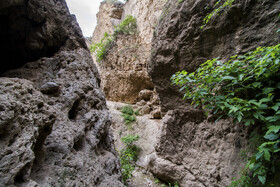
[[90, 32, 114, 62], [90, 15, 137, 62], [119, 135, 140, 183], [171, 44, 280, 185], [114, 15, 137, 36], [201, 0, 235, 29], [121, 105, 138, 126]]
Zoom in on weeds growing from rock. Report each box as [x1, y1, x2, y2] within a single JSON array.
[[90, 15, 137, 62], [119, 134, 140, 184], [121, 105, 139, 126]]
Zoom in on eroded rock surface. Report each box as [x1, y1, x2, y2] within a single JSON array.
[[92, 0, 164, 118], [147, 0, 280, 186], [148, 110, 248, 186], [108, 101, 163, 187], [100, 34, 154, 104], [92, 1, 124, 45], [149, 0, 280, 112], [0, 0, 123, 186]]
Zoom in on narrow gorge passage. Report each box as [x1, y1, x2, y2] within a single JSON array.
[[0, 0, 280, 186]]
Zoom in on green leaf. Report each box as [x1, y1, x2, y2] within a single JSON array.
[[272, 103, 280, 111], [258, 175, 266, 184], [262, 87, 275, 95], [263, 149, 270, 161], [265, 116, 280, 122], [259, 97, 271, 103], [237, 114, 242, 122], [264, 133, 279, 141], [221, 76, 236, 81], [255, 152, 263, 160], [265, 126, 280, 135]]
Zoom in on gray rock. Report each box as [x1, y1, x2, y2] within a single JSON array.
[[149, 0, 280, 113], [0, 0, 123, 186], [40, 82, 59, 95]]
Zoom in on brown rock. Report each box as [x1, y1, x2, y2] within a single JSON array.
[[138, 89, 153, 101], [140, 105, 151, 115], [150, 108, 161, 119]]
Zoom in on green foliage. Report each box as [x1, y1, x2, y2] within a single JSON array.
[[90, 32, 114, 62], [114, 15, 137, 36], [90, 15, 137, 62], [121, 105, 138, 126], [121, 134, 140, 145], [119, 135, 140, 183], [103, 0, 118, 4], [178, 0, 184, 4], [201, 0, 235, 29], [155, 178, 160, 184], [171, 44, 280, 185], [160, 182, 179, 187]]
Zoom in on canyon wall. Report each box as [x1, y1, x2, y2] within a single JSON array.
[[92, 0, 165, 118], [147, 0, 280, 186], [0, 0, 123, 186]]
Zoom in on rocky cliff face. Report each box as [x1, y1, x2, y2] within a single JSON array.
[[149, 0, 280, 113], [92, 0, 165, 118], [0, 0, 123, 186], [147, 0, 280, 186], [92, 1, 124, 47]]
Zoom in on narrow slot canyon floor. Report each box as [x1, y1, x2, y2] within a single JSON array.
[[107, 101, 166, 187]]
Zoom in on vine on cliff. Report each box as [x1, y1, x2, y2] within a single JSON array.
[[201, 0, 235, 29], [90, 15, 137, 62], [171, 44, 280, 185]]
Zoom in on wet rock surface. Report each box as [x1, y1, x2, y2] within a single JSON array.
[[0, 0, 123, 186]]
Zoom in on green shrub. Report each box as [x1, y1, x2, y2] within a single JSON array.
[[171, 44, 280, 185], [119, 135, 140, 183], [90, 15, 137, 62], [90, 32, 114, 62], [114, 15, 137, 36], [121, 105, 138, 126]]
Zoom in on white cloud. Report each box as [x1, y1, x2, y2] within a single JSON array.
[[65, 0, 125, 37]]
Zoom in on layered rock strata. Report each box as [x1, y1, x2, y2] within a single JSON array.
[[0, 0, 123, 186]]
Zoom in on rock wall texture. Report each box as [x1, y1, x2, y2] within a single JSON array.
[[122, 0, 166, 45], [92, 0, 164, 117], [0, 0, 123, 186], [149, 0, 280, 113], [99, 34, 154, 104], [92, 1, 124, 47], [147, 0, 280, 186]]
